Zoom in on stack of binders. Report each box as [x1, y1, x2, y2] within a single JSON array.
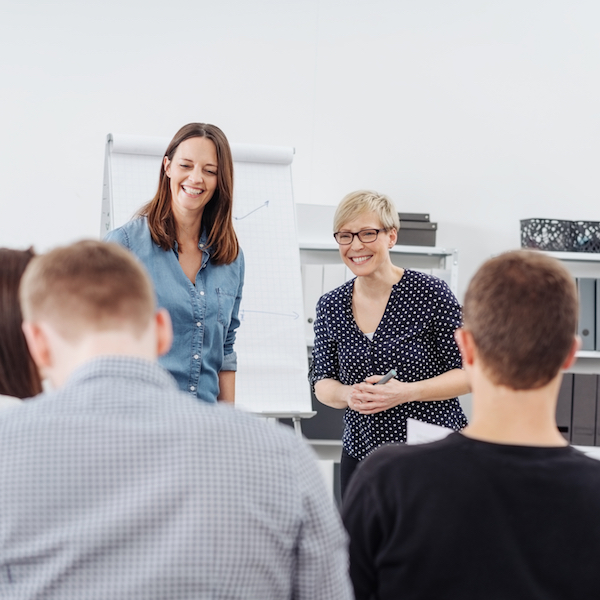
[[396, 213, 437, 247], [556, 373, 600, 446], [556, 279, 600, 446]]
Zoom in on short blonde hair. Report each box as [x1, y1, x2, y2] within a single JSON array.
[[20, 240, 156, 341], [333, 190, 400, 233]]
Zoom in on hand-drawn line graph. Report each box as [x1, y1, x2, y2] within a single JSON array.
[[234, 201, 269, 220]]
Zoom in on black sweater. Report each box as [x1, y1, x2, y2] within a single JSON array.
[[342, 433, 600, 600]]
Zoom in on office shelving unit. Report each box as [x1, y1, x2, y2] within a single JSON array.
[[540, 251, 600, 452], [541, 251, 600, 372]]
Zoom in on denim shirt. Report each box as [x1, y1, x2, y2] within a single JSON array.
[[105, 217, 244, 403]]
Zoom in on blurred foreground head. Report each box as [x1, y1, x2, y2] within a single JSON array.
[[20, 240, 156, 340], [19, 240, 171, 387]]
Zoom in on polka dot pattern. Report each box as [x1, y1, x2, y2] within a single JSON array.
[[310, 269, 468, 460]]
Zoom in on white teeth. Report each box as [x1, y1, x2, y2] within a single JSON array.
[[182, 186, 203, 196], [352, 256, 370, 264]]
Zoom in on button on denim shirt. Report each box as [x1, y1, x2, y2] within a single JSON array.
[[105, 217, 244, 403]]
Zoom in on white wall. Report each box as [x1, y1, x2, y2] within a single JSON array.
[[3, 0, 600, 299]]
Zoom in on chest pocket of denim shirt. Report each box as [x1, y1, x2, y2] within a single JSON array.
[[217, 288, 236, 329]]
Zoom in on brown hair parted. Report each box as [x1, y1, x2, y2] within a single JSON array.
[[20, 240, 156, 342], [463, 250, 578, 390], [0, 248, 43, 399], [334, 190, 400, 234], [140, 123, 239, 265]]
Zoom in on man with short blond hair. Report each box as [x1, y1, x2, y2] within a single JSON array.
[[343, 250, 600, 600], [0, 240, 352, 600]]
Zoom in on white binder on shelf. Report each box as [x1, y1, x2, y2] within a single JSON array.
[[302, 264, 323, 345], [322, 264, 347, 294]]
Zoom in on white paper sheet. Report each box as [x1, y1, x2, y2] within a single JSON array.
[[406, 418, 454, 445]]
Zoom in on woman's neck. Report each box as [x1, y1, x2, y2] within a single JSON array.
[[173, 206, 204, 246], [355, 264, 404, 298]]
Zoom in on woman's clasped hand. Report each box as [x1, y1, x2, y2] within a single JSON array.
[[346, 376, 418, 414]]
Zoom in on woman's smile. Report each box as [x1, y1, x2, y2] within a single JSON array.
[[349, 255, 372, 265], [181, 185, 204, 197]]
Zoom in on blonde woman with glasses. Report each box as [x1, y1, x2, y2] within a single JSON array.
[[309, 190, 469, 496]]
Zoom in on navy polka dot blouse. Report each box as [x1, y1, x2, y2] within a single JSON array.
[[309, 269, 468, 461]]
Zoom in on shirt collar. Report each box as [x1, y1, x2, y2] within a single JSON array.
[[172, 229, 212, 262], [63, 355, 179, 392]]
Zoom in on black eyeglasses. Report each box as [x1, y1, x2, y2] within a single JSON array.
[[333, 228, 384, 245]]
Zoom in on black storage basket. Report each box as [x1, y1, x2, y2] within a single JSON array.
[[520, 218, 574, 252], [572, 221, 600, 253], [521, 218, 600, 253]]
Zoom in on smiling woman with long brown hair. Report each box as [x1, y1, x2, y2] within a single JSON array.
[[105, 123, 244, 404]]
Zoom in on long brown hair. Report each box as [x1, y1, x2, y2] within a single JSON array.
[[140, 123, 239, 265], [0, 248, 43, 398]]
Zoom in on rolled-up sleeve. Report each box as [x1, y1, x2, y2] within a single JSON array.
[[222, 250, 245, 371]]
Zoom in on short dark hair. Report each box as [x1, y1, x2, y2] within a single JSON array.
[[463, 250, 577, 390], [0, 248, 43, 398], [140, 123, 239, 265], [20, 240, 156, 342]]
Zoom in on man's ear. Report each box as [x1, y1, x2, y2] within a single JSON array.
[[22, 321, 53, 370], [562, 336, 581, 371], [455, 328, 475, 367], [155, 308, 173, 357]]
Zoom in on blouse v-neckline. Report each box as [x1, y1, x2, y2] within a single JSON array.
[[350, 271, 407, 338]]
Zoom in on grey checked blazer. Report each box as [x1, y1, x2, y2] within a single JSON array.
[[0, 356, 352, 600]]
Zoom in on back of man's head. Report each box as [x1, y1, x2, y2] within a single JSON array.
[[463, 250, 577, 390], [20, 240, 155, 340]]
